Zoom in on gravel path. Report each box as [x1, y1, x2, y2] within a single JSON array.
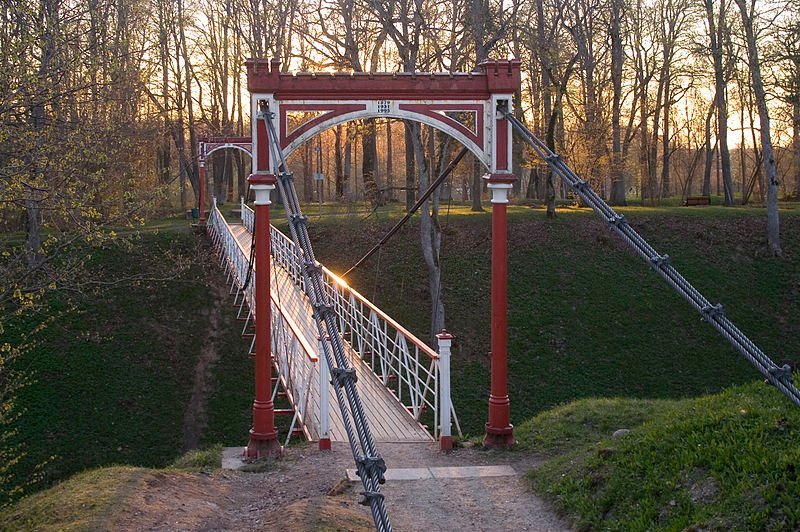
[[362, 442, 568, 532], [107, 441, 568, 531]]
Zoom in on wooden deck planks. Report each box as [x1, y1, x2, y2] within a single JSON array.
[[230, 223, 433, 443]]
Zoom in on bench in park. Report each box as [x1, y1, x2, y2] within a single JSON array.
[[683, 196, 711, 206]]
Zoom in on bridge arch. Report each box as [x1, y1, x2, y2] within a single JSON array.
[[197, 137, 253, 223], [205, 144, 252, 159], [280, 108, 486, 166], [245, 57, 521, 180]]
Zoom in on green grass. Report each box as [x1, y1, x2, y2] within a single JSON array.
[[306, 205, 800, 435], [0, 466, 145, 530], [169, 444, 223, 470], [2, 227, 253, 504], [4, 202, 800, 522], [514, 396, 677, 455], [522, 381, 800, 531], [0, 444, 228, 531]]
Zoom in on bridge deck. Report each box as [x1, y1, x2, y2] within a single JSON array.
[[231, 223, 433, 443]]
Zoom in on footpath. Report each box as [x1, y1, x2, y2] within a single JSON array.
[[105, 441, 569, 531]]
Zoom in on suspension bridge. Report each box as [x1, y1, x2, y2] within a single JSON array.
[[207, 199, 459, 447], [196, 58, 800, 532]]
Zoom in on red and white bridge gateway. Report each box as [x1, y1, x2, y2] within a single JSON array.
[[245, 58, 521, 448], [245, 57, 520, 177], [197, 137, 253, 224]]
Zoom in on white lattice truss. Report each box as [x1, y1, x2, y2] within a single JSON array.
[[207, 202, 461, 444]]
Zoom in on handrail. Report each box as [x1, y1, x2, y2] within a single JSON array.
[[224, 210, 317, 361], [207, 204, 320, 445], [323, 269, 439, 360], [241, 202, 437, 360], [240, 202, 461, 439]]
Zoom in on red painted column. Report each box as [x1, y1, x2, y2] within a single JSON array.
[[198, 162, 207, 224], [245, 172, 282, 458], [483, 173, 516, 448]]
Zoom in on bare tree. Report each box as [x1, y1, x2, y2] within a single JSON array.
[[657, 0, 695, 199], [562, 0, 611, 196], [773, 11, 800, 199], [609, 0, 626, 204], [704, 0, 736, 205], [733, 0, 782, 255]]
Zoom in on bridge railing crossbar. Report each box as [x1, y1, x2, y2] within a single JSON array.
[[241, 202, 461, 440]]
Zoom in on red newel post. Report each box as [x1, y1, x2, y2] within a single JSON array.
[[483, 173, 516, 448], [245, 172, 282, 458]]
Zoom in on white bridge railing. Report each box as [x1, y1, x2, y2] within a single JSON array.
[[208, 202, 325, 446], [240, 199, 461, 442]]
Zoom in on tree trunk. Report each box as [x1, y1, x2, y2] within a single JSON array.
[[526, 167, 540, 199], [386, 119, 394, 201], [703, 100, 715, 196], [609, 0, 626, 205], [734, 0, 781, 255], [705, 0, 735, 205], [226, 152, 234, 202], [335, 124, 344, 199], [302, 141, 312, 202], [344, 125, 352, 199], [409, 122, 445, 341], [634, 0, 651, 204], [660, 78, 672, 198], [542, 105, 558, 217], [536, 0, 554, 208], [362, 119, 382, 206], [471, 158, 484, 212], [404, 122, 416, 210], [24, 186, 44, 269], [793, 96, 800, 198]]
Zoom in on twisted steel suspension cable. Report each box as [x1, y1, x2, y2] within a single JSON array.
[[258, 106, 392, 531], [501, 109, 800, 408]]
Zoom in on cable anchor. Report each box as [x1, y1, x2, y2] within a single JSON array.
[[357, 455, 387, 484], [769, 364, 793, 383], [609, 213, 627, 228], [277, 171, 294, 183], [650, 254, 670, 268], [331, 366, 357, 387], [572, 179, 590, 194], [304, 260, 322, 275], [701, 303, 725, 320], [290, 213, 308, 226], [312, 302, 334, 319], [359, 491, 385, 506]]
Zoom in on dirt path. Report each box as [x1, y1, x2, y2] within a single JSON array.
[[105, 441, 569, 531], [158, 237, 568, 530], [181, 267, 229, 450]]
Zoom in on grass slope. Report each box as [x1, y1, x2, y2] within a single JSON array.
[[3, 224, 252, 504], [0, 448, 226, 531], [0, 449, 374, 532], [305, 205, 800, 435], [521, 381, 800, 531], [4, 204, 799, 514], [0, 466, 146, 530]]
